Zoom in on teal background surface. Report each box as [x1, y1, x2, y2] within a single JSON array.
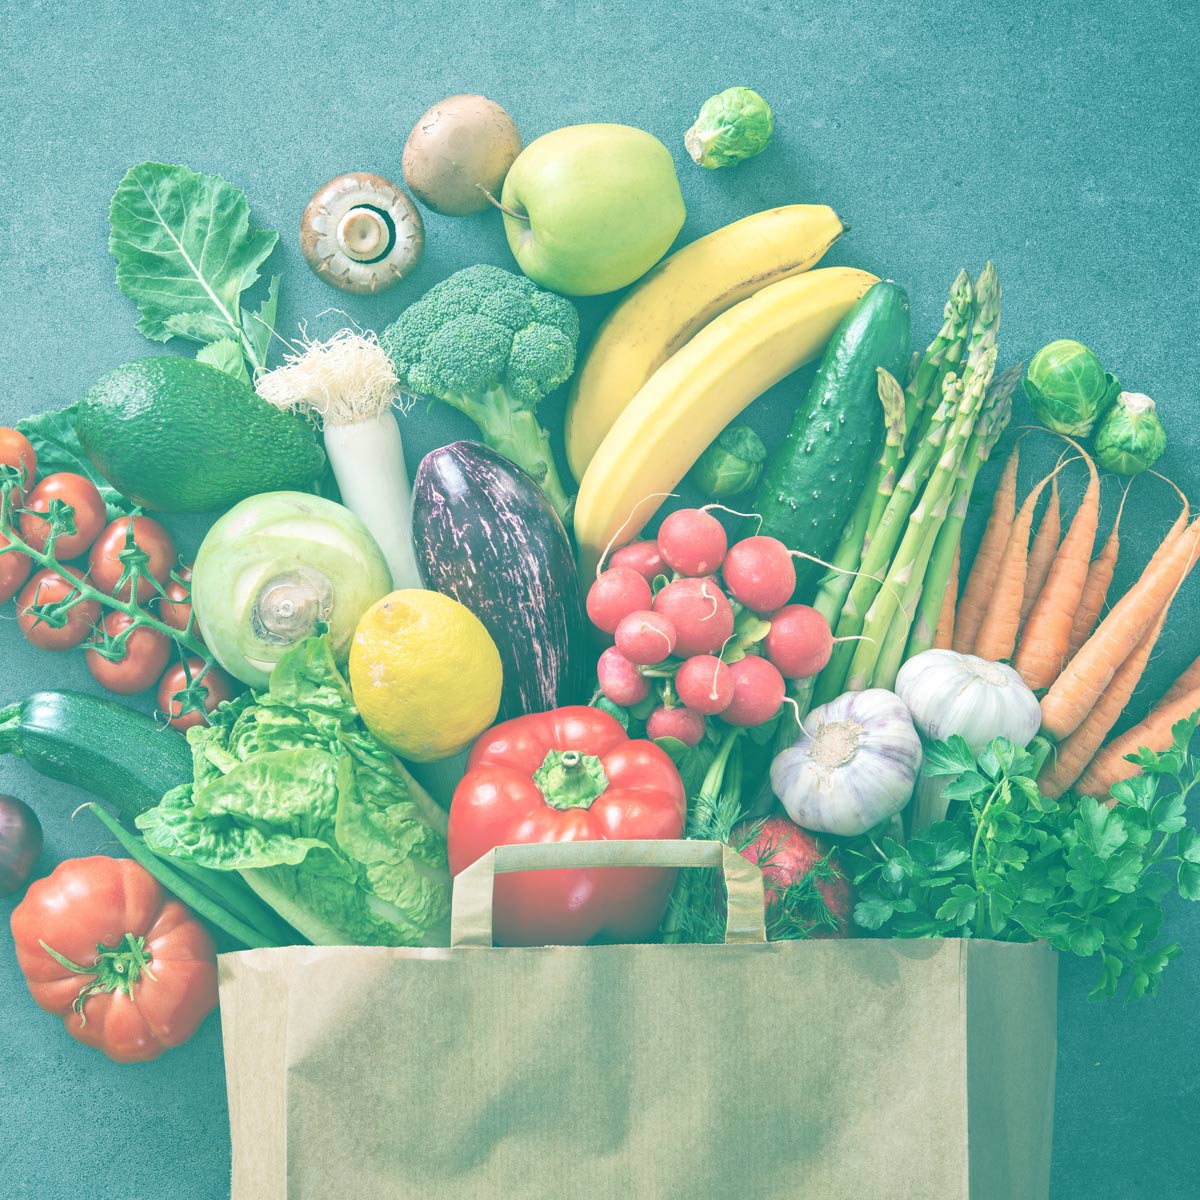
[[2, 2, 1198, 1196]]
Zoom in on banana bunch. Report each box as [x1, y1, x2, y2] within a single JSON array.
[[568, 204, 876, 575]]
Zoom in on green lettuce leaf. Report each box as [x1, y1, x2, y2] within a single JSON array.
[[137, 636, 451, 947], [109, 162, 278, 374]]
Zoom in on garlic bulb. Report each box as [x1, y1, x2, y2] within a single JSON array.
[[770, 689, 923, 836], [895, 650, 1040, 754]]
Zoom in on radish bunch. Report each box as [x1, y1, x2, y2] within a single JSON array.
[[587, 509, 834, 747]]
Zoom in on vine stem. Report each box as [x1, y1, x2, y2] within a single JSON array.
[[1, 488, 208, 665]]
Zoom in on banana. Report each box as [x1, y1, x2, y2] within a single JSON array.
[[564, 204, 846, 483], [573, 266, 879, 577]]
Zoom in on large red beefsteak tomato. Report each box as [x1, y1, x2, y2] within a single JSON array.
[[11, 856, 218, 1063]]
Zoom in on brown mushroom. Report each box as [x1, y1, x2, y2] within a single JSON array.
[[300, 173, 424, 294], [402, 94, 522, 216]]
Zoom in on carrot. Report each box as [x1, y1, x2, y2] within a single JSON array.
[[1014, 445, 1099, 689], [1066, 480, 1131, 659], [972, 462, 1065, 662], [933, 544, 959, 650], [1040, 512, 1200, 741], [1162, 655, 1200, 708], [1019, 474, 1061, 628], [1077, 683, 1200, 802], [954, 446, 1019, 653], [1037, 608, 1167, 799]]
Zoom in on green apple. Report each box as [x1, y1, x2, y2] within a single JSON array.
[[499, 124, 686, 296]]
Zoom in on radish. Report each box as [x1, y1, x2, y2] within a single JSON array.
[[721, 536, 796, 613], [587, 567, 653, 634], [608, 540, 665, 584], [721, 655, 785, 727], [597, 646, 650, 706], [646, 705, 707, 747], [674, 655, 734, 715], [652, 577, 734, 655], [615, 610, 677, 665], [733, 816, 851, 938], [765, 604, 834, 679], [657, 508, 728, 577]]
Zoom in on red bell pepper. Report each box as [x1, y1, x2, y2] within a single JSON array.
[[448, 706, 687, 946]]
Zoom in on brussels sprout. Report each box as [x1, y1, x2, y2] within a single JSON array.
[[1093, 391, 1167, 475], [1024, 339, 1119, 437], [691, 425, 767, 499], [684, 87, 774, 170]]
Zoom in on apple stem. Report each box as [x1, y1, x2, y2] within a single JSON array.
[[475, 183, 530, 222]]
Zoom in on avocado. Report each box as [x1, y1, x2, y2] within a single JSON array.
[[75, 356, 325, 512]]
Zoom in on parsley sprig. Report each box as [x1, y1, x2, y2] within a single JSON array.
[[848, 714, 1200, 1001]]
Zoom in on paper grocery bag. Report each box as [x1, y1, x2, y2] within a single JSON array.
[[218, 840, 1057, 1200]]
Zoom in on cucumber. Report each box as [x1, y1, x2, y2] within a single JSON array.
[[745, 281, 911, 599], [0, 691, 193, 822]]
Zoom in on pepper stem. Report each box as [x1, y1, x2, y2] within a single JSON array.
[[534, 749, 609, 811]]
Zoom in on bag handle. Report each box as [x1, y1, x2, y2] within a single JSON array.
[[450, 838, 766, 948]]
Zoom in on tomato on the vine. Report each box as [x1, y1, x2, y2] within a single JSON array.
[[158, 657, 234, 730], [87, 515, 177, 603], [0, 427, 37, 500], [86, 612, 172, 694], [16, 566, 101, 651], [18, 472, 107, 557], [0, 533, 33, 604], [156, 563, 196, 636]]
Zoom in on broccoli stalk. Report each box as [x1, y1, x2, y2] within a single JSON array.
[[381, 264, 579, 522]]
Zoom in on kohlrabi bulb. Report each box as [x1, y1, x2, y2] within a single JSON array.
[[1093, 391, 1167, 475], [684, 87, 774, 169]]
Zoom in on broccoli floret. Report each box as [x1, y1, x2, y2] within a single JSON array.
[[382, 265, 580, 520]]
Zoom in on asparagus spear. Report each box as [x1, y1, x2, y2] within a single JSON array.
[[811, 387, 957, 705], [905, 362, 1023, 659], [811, 270, 974, 622], [904, 268, 974, 448], [846, 347, 999, 691], [864, 368, 911, 552]]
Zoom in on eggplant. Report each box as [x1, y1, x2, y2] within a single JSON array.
[[412, 441, 585, 720]]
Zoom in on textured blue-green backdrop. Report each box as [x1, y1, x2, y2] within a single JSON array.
[[2, 2, 1198, 1196]]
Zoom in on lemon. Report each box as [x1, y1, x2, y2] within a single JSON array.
[[349, 589, 503, 761]]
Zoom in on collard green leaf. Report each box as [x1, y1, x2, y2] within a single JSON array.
[[243, 274, 280, 369], [196, 337, 251, 386], [14, 406, 134, 519], [109, 162, 278, 372]]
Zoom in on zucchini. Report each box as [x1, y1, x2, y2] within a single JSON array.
[[0, 691, 193, 822], [412, 441, 586, 721], [745, 281, 912, 599]]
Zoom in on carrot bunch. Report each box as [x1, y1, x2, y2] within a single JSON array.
[[950, 438, 1200, 799]]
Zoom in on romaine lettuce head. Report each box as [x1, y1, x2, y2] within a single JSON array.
[[138, 636, 451, 947]]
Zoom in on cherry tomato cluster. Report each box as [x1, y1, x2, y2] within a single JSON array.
[[586, 508, 834, 747], [0, 427, 232, 729]]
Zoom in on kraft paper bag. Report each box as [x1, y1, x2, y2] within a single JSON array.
[[218, 839, 1057, 1200]]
